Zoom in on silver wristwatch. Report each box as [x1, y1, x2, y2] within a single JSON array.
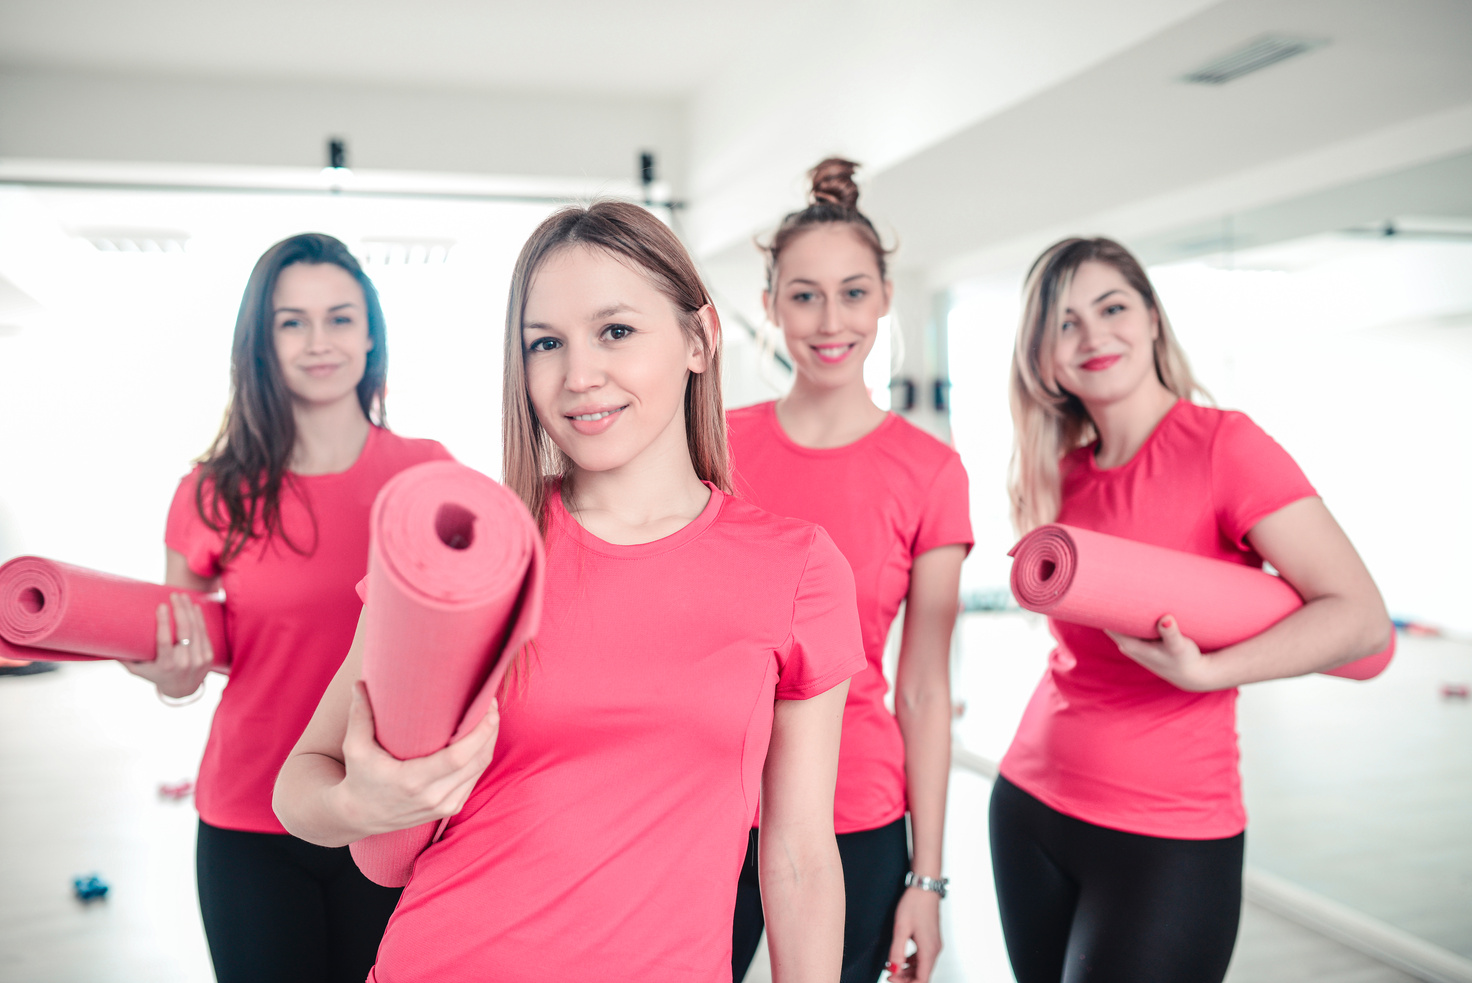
[[906, 872, 949, 899]]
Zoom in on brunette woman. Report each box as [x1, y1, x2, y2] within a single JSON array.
[[991, 237, 1391, 983], [128, 233, 451, 983], [727, 159, 972, 983], [274, 201, 865, 983]]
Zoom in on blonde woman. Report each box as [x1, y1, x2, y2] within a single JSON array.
[[990, 237, 1390, 983], [275, 202, 864, 982]]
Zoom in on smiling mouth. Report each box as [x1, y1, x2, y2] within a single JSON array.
[[813, 343, 856, 361], [1081, 355, 1121, 371], [569, 408, 624, 422]]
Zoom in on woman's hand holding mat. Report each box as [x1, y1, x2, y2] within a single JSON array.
[[121, 594, 219, 697], [333, 682, 500, 835], [348, 460, 544, 887], [1009, 524, 1394, 687]]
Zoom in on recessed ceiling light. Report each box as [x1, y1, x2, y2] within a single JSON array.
[[1182, 35, 1327, 86]]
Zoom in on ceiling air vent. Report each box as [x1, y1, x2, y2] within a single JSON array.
[[73, 228, 191, 253], [357, 238, 455, 265], [1182, 35, 1326, 85]]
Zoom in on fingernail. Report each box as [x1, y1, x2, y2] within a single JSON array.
[[1162, 616, 1174, 628]]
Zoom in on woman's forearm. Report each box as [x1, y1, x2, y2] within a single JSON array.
[[272, 752, 364, 848], [761, 828, 846, 983], [1204, 593, 1392, 689], [896, 679, 950, 879]]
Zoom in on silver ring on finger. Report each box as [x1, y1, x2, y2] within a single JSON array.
[[178, 637, 192, 648]]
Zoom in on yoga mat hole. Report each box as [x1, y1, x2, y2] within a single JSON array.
[[19, 587, 45, 614], [435, 503, 477, 551], [1039, 560, 1056, 582]]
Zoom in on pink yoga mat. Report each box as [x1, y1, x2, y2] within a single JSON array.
[[350, 460, 544, 888], [1008, 524, 1393, 681], [0, 557, 229, 666]]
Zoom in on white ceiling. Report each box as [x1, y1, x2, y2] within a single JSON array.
[[858, 0, 1472, 275], [0, 0, 816, 97]]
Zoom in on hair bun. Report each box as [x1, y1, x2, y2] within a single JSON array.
[[808, 158, 861, 210]]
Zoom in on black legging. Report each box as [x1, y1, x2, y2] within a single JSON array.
[[196, 819, 401, 983], [732, 817, 909, 983], [989, 775, 1243, 983]]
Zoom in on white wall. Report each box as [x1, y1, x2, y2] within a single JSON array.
[[0, 67, 685, 189]]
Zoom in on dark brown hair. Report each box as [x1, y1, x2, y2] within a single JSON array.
[[197, 233, 388, 561], [761, 157, 892, 289], [502, 201, 730, 531]]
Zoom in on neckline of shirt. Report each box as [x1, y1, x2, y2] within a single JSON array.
[[288, 423, 380, 483], [761, 399, 898, 457], [1080, 398, 1187, 477], [548, 479, 726, 558]]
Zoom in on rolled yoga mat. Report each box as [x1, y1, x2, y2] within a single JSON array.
[[0, 557, 229, 666], [350, 460, 545, 888], [1008, 524, 1393, 681]]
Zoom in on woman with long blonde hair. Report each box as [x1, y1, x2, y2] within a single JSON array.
[[990, 237, 1391, 983], [275, 201, 865, 982]]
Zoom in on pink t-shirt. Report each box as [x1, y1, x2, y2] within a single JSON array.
[[999, 400, 1317, 839], [166, 426, 452, 833], [367, 483, 864, 983], [726, 401, 973, 834]]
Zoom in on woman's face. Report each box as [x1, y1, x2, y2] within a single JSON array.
[[271, 263, 372, 407], [766, 224, 891, 391], [522, 246, 708, 475], [1049, 260, 1160, 408]]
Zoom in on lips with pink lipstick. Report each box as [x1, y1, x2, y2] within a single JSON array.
[[1080, 354, 1121, 372], [565, 403, 628, 436], [811, 342, 857, 365], [302, 362, 344, 378]]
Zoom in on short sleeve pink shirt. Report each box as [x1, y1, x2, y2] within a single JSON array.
[[367, 484, 865, 983], [165, 426, 453, 833], [999, 401, 1317, 839], [727, 401, 973, 833]]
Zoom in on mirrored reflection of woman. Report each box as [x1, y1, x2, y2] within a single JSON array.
[[727, 159, 973, 983], [275, 202, 866, 983], [992, 237, 1391, 983], [128, 233, 452, 983]]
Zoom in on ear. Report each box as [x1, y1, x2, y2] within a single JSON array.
[[880, 278, 894, 318], [1150, 307, 1161, 341], [761, 289, 773, 323], [688, 304, 720, 375]]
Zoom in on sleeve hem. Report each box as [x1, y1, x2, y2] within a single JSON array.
[[774, 652, 867, 702]]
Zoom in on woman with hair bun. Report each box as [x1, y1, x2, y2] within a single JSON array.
[[276, 201, 865, 982], [727, 159, 973, 983], [128, 233, 453, 983], [991, 237, 1391, 983]]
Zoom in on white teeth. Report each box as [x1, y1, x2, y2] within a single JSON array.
[[817, 346, 850, 357], [571, 409, 617, 421]]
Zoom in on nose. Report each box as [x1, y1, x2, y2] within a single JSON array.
[[305, 319, 331, 353], [563, 339, 607, 393], [818, 298, 843, 336], [1074, 315, 1106, 352]]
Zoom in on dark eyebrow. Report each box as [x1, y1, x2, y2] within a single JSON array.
[[784, 274, 875, 288], [1092, 289, 1125, 305], [273, 303, 360, 315]]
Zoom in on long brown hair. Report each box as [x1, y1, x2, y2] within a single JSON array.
[[197, 233, 388, 560], [1008, 237, 1204, 534], [502, 201, 729, 530], [761, 157, 892, 290]]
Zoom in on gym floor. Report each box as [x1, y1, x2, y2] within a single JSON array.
[[1, 614, 1465, 982]]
